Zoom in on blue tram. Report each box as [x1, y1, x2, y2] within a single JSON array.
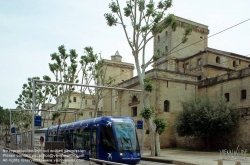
[[43, 116, 141, 164]]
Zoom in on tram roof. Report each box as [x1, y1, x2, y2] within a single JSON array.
[[47, 116, 135, 132]]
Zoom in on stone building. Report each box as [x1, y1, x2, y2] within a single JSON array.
[[47, 16, 250, 150], [42, 92, 96, 126], [99, 16, 250, 149]]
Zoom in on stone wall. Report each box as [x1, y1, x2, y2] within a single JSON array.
[[173, 68, 250, 150], [176, 117, 250, 150]]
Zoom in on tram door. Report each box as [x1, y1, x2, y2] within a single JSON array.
[[91, 127, 98, 158]]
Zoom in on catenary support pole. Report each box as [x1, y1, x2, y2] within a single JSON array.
[[32, 80, 36, 150], [9, 110, 11, 135]]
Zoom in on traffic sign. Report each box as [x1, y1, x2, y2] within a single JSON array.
[[11, 127, 15, 133], [137, 120, 143, 129], [34, 116, 42, 126]]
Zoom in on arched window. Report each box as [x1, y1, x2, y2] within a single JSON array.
[[224, 93, 229, 102], [216, 56, 220, 63], [164, 100, 170, 112], [165, 46, 168, 53]]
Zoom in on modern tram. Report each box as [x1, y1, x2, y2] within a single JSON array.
[[42, 116, 141, 165]]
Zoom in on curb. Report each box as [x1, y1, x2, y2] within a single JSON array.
[[141, 156, 173, 164], [141, 156, 197, 165]]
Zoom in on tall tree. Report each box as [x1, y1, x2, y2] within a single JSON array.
[[49, 45, 79, 123], [78, 47, 115, 118], [0, 106, 9, 125], [104, 0, 192, 156], [15, 76, 53, 111], [175, 96, 240, 149], [15, 76, 53, 130], [0, 107, 10, 135], [49, 45, 116, 122]]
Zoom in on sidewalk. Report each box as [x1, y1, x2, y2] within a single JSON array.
[[142, 149, 250, 165]]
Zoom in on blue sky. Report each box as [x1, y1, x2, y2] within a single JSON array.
[[0, 0, 249, 109]]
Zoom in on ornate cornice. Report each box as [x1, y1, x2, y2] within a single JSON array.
[[104, 62, 134, 69]]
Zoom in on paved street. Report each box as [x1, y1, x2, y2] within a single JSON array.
[[0, 146, 174, 165], [0, 147, 38, 165]]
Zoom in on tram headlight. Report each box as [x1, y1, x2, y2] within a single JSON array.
[[120, 152, 125, 156]]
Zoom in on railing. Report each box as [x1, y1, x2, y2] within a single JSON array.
[[89, 158, 128, 165]]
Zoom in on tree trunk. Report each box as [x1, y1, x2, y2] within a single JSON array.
[[147, 118, 155, 156], [142, 87, 156, 156], [155, 133, 161, 156]]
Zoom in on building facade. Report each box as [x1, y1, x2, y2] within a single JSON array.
[[101, 16, 250, 149], [47, 16, 250, 150]]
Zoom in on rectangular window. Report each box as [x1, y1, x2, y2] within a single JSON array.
[[185, 63, 189, 70], [97, 111, 102, 117], [233, 61, 237, 67], [164, 100, 170, 112], [225, 93, 230, 102], [85, 100, 87, 104], [197, 58, 202, 66], [241, 90, 247, 100], [132, 107, 137, 117], [73, 97, 76, 102]]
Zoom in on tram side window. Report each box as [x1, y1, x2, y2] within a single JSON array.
[[64, 131, 71, 149], [83, 128, 91, 150], [100, 126, 116, 152], [74, 129, 83, 149], [48, 132, 56, 141], [58, 131, 64, 141], [48, 135, 54, 142]]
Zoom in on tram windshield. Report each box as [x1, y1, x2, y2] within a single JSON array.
[[113, 121, 140, 152]]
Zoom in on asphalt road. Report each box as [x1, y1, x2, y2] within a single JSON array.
[[0, 146, 175, 165], [0, 147, 38, 165]]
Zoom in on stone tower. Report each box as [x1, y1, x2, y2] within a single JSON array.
[[98, 51, 134, 116], [154, 16, 209, 70]]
